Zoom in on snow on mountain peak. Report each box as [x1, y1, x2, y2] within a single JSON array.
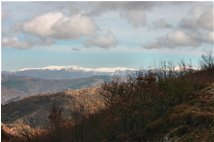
[[18, 65, 137, 73], [95, 67, 137, 73], [19, 66, 67, 71], [174, 66, 199, 71]]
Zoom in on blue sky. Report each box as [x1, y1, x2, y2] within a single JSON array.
[[2, 1, 214, 71]]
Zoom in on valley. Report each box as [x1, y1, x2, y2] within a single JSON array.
[[2, 74, 110, 104]]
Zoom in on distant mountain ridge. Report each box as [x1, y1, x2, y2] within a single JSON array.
[[4, 65, 137, 80], [1, 65, 136, 104], [3, 65, 198, 80]]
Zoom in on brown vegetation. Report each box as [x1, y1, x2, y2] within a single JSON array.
[[2, 54, 214, 142]]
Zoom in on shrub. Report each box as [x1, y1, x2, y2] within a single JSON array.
[[200, 53, 214, 72]]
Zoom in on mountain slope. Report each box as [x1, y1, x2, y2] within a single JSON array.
[[149, 83, 214, 141], [2, 87, 104, 128], [2, 68, 214, 142], [1, 74, 110, 104]]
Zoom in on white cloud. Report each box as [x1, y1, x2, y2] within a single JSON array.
[[23, 12, 63, 36], [23, 12, 97, 39], [52, 14, 97, 39], [166, 31, 198, 47], [2, 37, 32, 49], [85, 32, 117, 48], [2, 36, 54, 49]]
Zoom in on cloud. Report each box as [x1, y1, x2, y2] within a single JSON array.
[[84, 32, 117, 48], [145, 30, 214, 49], [180, 4, 213, 31], [88, 2, 159, 27], [52, 14, 97, 39], [145, 31, 200, 49], [88, 2, 158, 15], [166, 31, 199, 46], [72, 47, 81, 51], [2, 10, 9, 20], [8, 10, 121, 49], [22, 11, 119, 49], [2, 37, 32, 49], [23, 12, 97, 39], [145, 3, 214, 49], [2, 36, 54, 49], [152, 18, 172, 29], [23, 12, 63, 36], [200, 31, 214, 44], [120, 9, 147, 28], [4, 2, 212, 50]]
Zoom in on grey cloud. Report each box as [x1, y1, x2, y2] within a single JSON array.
[[86, 2, 160, 27], [72, 48, 81, 51], [2, 9, 9, 20], [180, 3, 214, 31], [84, 32, 117, 49], [152, 18, 172, 29], [145, 3, 214, 49], [120, 9, 147, 28], [145, 29, 213, 49], [88, 1, 159, 15], [87, 2, 195, 28], [144, 30, 201, 49], [200, 31, 214, 44]]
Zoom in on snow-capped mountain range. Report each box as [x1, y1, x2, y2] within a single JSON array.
[[5, 65, 138, 80], [19, 65, 137, 73], [3, 65, 198, 80]]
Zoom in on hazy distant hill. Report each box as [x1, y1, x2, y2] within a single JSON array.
[[1, 65, 136, 104], [1, 74, 110, 104]]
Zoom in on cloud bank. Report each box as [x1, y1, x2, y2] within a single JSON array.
[[2, 2, 213, 50]]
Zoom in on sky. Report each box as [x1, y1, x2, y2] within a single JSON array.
[[1, 1, 214, 71]]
